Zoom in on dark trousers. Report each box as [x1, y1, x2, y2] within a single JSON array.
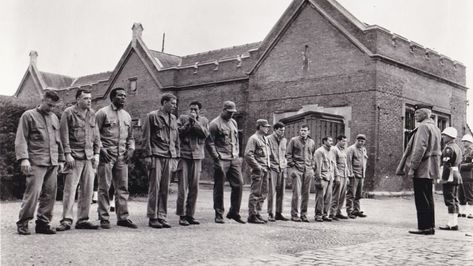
[[213, 158, 243, 216], [458, 180, 473, 205], [442, 183, 459, 214], [413, 178, 435, 230]]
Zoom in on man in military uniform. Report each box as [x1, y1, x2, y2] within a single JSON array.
[[175, 101, 208, 226], [267, 122, 289, 221], [396, 104, 441, 235], [286, 124, 316, 222], [15, 90, 64, 235], [459, 134, 473, 218], [245, 119, 271, 224], [206, 101, 245, 224], [143, 93, 180, 229], [96, 87, 137, 229], [438, 127, 462, 230], [56, 89, 100, 231]]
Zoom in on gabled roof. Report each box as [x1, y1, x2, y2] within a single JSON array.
[[149, 50, 182, 68], [179, 42, 261, 66], [71, 71, 112, 87], [39, 71, 75, 89]]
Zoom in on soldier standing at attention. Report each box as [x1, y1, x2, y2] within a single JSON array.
[[142, 93, 180, 229], [438, 127, 462, 231], [206, 101, 245, 224], [286, 124, 316, 223], [15, 90, 64, 235], [96, 87, 137, 229], [175, 101, 208, 226], [459, 134, 473, 219], [245, 119, 271, 224]]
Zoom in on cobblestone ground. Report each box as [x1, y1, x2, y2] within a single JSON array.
[[1, 185, 472, 266]]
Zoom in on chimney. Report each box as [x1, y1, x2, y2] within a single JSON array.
[[29, 50, 38, 66], [132, 23, 143, 41]]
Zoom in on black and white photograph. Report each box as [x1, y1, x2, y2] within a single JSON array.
[[1, 0, 472, 265]]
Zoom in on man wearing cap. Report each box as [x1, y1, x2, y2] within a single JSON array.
[[459, 134, 473, 219], [175, 101, 209, 226], [245, 119, 271, 224], [143, 93, 180, 229], [346, 134, 368, 219], [267, 122, 289, 221], [206, 101, 245, 224], [314, 136, 335, 222], [286, 124, 316, 222], [439, 127, 462, 230], [396, 104, 441, 235]]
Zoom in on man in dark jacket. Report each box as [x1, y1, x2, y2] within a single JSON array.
[[396, 104, 441, 235]]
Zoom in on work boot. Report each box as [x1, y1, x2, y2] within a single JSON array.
[[100, 220, 111, 229], [56, 223, 71, 232], [215, 214, 225, 224], [117, 219, 138, 229], [185, 216, 200, 225], [275, 213, 289, 221], [75, 221, 99, 230], [256, 214, 268, 223], [17, 222, 31, 235], [247, 215, 265, 224], [149, 219, 163, 229], [179, 216, 190, 226], [158, 219, 171, 228], [226, 213, 246, 224], [268, 213, 276, 222], [35, 221, 56, 235]]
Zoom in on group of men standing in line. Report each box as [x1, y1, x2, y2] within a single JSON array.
[[396, 104, 473, 235], [14, 87, 370, 235]]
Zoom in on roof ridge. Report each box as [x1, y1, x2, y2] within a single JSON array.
[[181, 41, 261, 58]]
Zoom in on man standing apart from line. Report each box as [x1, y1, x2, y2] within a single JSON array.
[[245, 119, 271, 224], [346, 134, 368, 219], [330, 135, 349, 220], [143, 93, 180, 229], [56, 89, 100, 231], [267, 122, 289, 221], [314, 136, 335, 222], [15, 90, 64, 235], [286, 124, 316, 223], [396, 104, 441, 235], [206, 101, 245, 224], [96, 87, 137, 229], [175, 101, 208, 226]]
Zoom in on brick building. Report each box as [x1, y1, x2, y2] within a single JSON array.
[[14, 0, 469, 191]]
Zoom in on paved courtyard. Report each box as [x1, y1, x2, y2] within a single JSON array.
[[1, 185, 472, 265]]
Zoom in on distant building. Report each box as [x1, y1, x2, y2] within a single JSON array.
[[14, 0, 469, 191]]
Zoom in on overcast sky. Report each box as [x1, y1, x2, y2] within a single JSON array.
[[1, 0, 471, 126]]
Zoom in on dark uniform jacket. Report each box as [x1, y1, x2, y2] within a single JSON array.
[[441, 141, 462, 184], [460, 146, 473, 181], [15, 107, 64, 166]]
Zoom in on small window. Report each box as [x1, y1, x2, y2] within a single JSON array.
[[128, 78, 137, 93]]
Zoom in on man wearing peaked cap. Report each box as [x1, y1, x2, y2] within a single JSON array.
[[396, 102, 441, 235], [245, 119, 272, 224], [206, 101, 245, 224]]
